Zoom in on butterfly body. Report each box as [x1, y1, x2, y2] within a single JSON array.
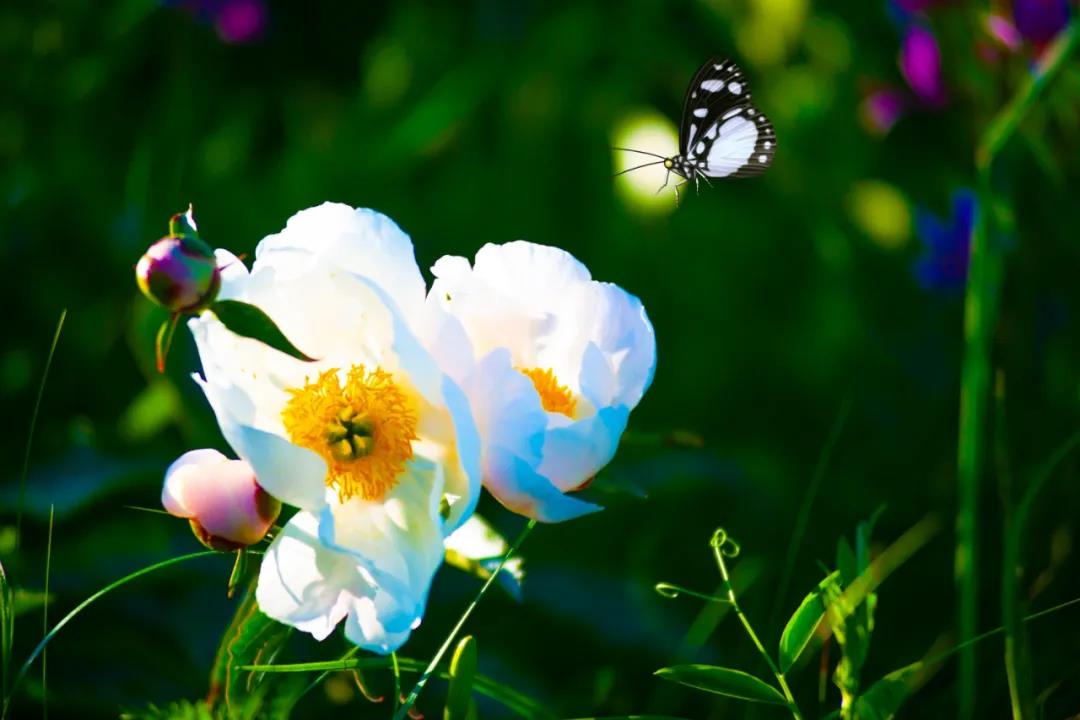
[[618, 57, 776, 202]]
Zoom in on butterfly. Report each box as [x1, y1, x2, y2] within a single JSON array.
[[616, 57, 776, 202]]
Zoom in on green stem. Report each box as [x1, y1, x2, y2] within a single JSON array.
[[956, 19, 1080, 720], [393, 518, 537, 720], [16, 309, 66, 549], [1, 550, 217, 718], [1003, 429, 1080, 719], [712, 538, 802, 720]]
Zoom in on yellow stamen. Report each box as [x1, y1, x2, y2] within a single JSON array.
[[520, 367, 577, 417], [282, 366, 418, 502]]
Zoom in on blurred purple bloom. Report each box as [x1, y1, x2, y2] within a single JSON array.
[[861, 86, 907, 135], [913, 190, 976, 292], [987, 13, 1023, 51], [894, 0, 945, 11], [1013, 0, 1071, 45], [165, 0, 266, 44], [215, 0, 265, 44], [900, 24, 947, 107]]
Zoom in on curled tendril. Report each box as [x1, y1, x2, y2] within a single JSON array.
[[709, 528, 741, 558], [654, 582, 732, 604]]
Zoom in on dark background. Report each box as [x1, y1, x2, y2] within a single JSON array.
[[3, 0, 1079, 717]]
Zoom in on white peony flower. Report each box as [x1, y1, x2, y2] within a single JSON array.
[[188, 202, 481, 653], [428, 241, 656, 523]]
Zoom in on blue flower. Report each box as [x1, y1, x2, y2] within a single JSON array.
[[913, 190, 977, 292]]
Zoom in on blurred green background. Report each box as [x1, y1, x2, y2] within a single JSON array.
[[3, 0, 1080, 717]]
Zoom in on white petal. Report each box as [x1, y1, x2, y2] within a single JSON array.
[[257, 512, 369, 642], [255, 203, 427, 325], [487, 447, 602, 522], [538, 406, 630, 493], [192, 372, 328, 511], [317, 458, 447, 634], [213, 249, 249, 301]]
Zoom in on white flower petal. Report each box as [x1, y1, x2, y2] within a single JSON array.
[[257, 512, 369, 642], [487, 447, 602, 522], [538, 406, 630, 493], [213, 249, 249, 301], [317, 458, 447, 632], [255, 203, 427, 324]]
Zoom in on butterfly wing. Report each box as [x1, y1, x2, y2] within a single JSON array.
[[680, 58, 776, 178]]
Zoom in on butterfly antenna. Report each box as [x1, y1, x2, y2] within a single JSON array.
[[612, 147, 668, 160], [613, 160, 664, 178]]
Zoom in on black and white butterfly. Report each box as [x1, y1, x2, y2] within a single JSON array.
[[617, 57, 776, 202]]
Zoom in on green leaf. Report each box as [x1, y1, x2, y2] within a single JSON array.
[[1, 557, 13, 698], [445, 635, 478, 720], [778, 570, 841, 673], [564, 717, 692, 719], [851, 662, 923, 720], [209, 300, 316, 362], [207, 580, 293, 716], [654, 665, 787, 705]]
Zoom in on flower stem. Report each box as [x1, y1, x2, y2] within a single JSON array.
[[393, 518, 537, 720], [956, 19, 1079, 720], [711, 532, 802, 720]]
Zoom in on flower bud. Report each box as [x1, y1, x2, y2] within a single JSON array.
[[162, 449, 280, 550], [136, 236, 220, 313]]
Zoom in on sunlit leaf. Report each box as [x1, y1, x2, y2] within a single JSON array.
[[209, 300, 316, 362], [445, 635, 477, 720], [851, 662, 923, 720], [778, 570, 840, 673], [654, 665, 787, 705]]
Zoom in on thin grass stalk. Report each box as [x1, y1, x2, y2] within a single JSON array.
[[16, 310, 66, 549], [956, 20, 1079, 718]]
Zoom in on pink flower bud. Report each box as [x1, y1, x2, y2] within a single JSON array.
[[135, 236, 220, 313], [162, 449, 280, 550]]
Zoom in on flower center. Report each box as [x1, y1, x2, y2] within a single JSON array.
[[281, 366, 418, 502], [520, 367, 576, 417]]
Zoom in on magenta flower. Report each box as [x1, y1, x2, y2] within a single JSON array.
[[861, 86, 908, 135], [900, 24, 947, 107]]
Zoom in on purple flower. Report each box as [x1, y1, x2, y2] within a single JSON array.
[[913, 190, 976, 292], [861, 86, 908, 135], [165, 0, 266, 44], [900, 24, 947, 107], [1013, 0, 1071, 45], [215, 0, 265, 44], [986, 13, 1023, 51]]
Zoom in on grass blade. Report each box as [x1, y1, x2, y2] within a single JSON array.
[[393, 519, 537, 720], [245, 655, 553, 718], [957, 21, 1079, 718], [770, 393, 853, 632], [2, 550, 217, 717], [1003, 429, 1080, 719], [16, 309, 67, 548], [42, 506, 54, 720], [0, 558, 12, 704]]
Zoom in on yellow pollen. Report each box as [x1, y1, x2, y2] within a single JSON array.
[[281, 366, 418, 502], [520, 367, 577, 417]]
